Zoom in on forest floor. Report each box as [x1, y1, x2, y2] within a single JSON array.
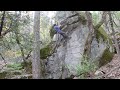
[[93, 54, 120, 79], [1, 54, 120, 79], [0, 61, 6, 70]]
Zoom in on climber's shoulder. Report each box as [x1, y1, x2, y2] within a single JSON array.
[[54, 25, 59, 29]]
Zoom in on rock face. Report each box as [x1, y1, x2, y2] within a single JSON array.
[[44, 11, 114, 79]]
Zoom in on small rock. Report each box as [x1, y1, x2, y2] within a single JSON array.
[[73, 77, 79, 79], [95, 70, 104, 75]]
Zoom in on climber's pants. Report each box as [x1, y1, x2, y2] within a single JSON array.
[[59, 31, 68, 39]]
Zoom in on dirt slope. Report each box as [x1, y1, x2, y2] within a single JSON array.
[[94, 54, 120, 79]]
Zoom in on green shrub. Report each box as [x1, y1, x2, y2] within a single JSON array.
[[7, 63, 23, 70], [76, 56, 98, 79]]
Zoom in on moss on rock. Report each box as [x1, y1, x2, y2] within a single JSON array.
[[99, 48, 114, 67], [96, 27, 113, 47], [94, 27, 114, 67], [40, 44, 52, 59], [49, 26, 57, 39]]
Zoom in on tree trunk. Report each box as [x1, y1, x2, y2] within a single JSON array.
[[108, 11, 120, 59], [0, 11, 5, 36], [14, 11, 26, 65], [84, 11, 108, 59], [15, 32, 26, 63], [32, 11, 42, 79], [84, 11, 94, 58], [94, 11, 108, 30]]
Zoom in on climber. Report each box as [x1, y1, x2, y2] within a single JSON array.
[[53, 24, 68, 39]]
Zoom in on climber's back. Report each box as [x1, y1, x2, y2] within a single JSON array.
[[53, 24, 68, 39], [53, 24, 62, 33]]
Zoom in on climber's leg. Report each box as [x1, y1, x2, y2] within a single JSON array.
[[59, 31, 68, 39]]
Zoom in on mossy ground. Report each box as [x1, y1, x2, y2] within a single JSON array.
[[0, 71, 7, 79], [0, 63, 23, 79], [7, 63, 23, 70]]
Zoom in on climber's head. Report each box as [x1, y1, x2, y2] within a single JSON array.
[[53, 24, 57, 27]]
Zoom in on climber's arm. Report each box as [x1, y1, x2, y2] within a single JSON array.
[[60, 25, 67, 31]]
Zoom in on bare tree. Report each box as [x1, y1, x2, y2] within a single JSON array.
[[84, 11, 108, 58], [84, 11, 94, 58], [0, 11, 5, 36], [14, 11, 26, 66], [32, 11, 42, 79], [94, 11, 108, 30], [108, 11, 120, 59]]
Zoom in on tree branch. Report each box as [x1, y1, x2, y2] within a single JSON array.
[[25, 50, 32, 60], [0, 53, 7, 70], [94, 11, 108, 30], [108, 11, 120, 55], [83, 11, 94, 57], [0, 20, 12, 38]]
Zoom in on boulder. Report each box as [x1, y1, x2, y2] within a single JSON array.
[[44, 11, 114, 79]]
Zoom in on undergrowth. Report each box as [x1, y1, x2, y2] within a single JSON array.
[[6, 63, 23, 70], [76, 56, 98, 79]]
